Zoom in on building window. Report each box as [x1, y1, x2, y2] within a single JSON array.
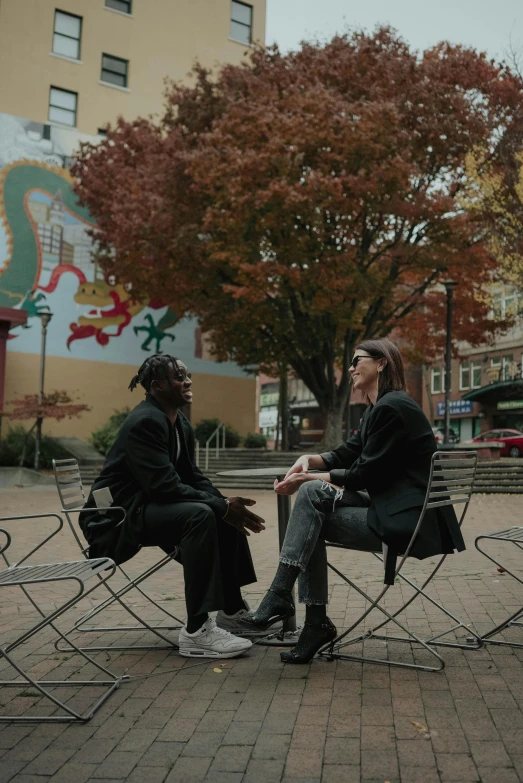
[[230, 1, 252, 44], [459, 362, 470, 391], [431, 367, 442, 394], [471, 360, 482, 388], [101, 54, 129, 88], [492, 285, 520, 319], [48, 86, 77, 127], [502, 354, 514, 381], [53, 10, 82, 60], [105, 0, 132, 14]]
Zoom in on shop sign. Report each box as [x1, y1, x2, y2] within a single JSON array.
[[260, 392, 279, 407], [497, 400, 523, 410], [436, 400, 473, 417], [259, 409, 278, 428]]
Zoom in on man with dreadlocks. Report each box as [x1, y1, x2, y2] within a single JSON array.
[[80, 354, 265, 659]]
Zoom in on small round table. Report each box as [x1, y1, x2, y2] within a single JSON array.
[[216, 466, 300, 645]]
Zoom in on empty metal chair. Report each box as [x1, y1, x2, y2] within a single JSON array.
[[0, 512, 124, 723], [474, 527, 523, 648], [53, 458, 183, 652], [319, 451, 479, 671]]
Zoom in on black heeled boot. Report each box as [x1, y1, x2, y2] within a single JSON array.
[[280, 617, 337, 664], [243, 588, 295, 631]]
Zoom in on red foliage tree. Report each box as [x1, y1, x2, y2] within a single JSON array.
[[72, 28, 523, 446], [1, 391, 90, 467], [3, 391, 90, 422]]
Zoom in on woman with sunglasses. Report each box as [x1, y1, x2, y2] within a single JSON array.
[[245, 338, 465, 663]]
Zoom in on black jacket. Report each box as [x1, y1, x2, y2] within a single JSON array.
[[80, 397, 227, 564], [320, 389, 465, 582]]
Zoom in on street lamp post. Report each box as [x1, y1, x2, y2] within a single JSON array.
[[443, 281, 457, 446], [34, 311, 53, 471]]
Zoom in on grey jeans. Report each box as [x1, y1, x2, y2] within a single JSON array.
[[279, 479, 382, 605]]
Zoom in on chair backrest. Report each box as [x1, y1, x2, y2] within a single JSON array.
[[53, 458, 87, 551], [426, 450, 478, 511], [402, 450, 478, 562], [53, 458, 86, 510]]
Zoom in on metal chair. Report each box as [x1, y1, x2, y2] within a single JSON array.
[[0, 512, 125, 723], [53, 459, 184, 652], [320, 451, 479, 672], [474, 527, 523, 648]]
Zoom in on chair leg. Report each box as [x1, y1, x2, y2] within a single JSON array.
[[365, 553, 482, 650], [318, 562, 445, 672], [1, 572, 127, 723], [56, 554, 184, 652], [471, 537, 523, 648]]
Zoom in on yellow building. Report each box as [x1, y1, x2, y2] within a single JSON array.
[[0, 0, 266, 134], [0, 0, 265, 441]]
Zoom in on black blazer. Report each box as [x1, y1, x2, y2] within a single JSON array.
[[320, 389, 465, 582], [80, 396, 227, 564]]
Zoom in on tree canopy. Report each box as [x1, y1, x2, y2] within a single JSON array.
[[73, 27, 523, 445], [2, 391, 90, 422]]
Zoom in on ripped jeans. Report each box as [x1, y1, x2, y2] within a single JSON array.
[[279, 479, 381, 605]]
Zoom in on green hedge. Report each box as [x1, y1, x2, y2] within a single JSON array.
[[90, 408, 130, 456], [0, 425, 70, 469], [194, 418, 242, 448], [243, 432, 267, 449]]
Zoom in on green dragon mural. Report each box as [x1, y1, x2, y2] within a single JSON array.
[[0, 159, 179, 350]]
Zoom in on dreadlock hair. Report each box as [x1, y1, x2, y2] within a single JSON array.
[[128, 354, 181, 393]]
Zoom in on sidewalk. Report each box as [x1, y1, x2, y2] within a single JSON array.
[[1, 486, 523, 783]]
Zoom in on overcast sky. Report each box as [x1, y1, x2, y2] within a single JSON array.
[[266, 0, 522, 62]]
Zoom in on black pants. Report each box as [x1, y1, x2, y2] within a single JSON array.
[[140, 502, 256, 619]]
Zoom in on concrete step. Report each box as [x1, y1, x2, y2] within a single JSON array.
[[473, 487, 523, 494], [54, 437, 104, 465], [78, 452, 523, 494]]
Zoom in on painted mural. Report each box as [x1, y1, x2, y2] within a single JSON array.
[[0, 113, 244, 378]]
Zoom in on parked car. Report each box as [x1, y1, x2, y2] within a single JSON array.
[[432, 427, 460, 444], [472, 429, 523, 458]]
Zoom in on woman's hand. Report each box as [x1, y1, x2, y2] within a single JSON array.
[[284, 455, 310, 481], [274, 472, 311, 495]]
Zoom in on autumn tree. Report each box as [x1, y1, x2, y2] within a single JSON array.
[[73, 28, 523, 446], [1, 391, 90, 467], [460, 145, 523, 290]]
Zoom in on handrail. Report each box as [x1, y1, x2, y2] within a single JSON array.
[[205, 422, 226, 470]]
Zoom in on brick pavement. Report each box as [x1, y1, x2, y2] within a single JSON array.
[[1, 486, 523, 782]]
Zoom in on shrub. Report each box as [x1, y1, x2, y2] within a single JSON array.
[[90, 408, 130, 456], [243, 432, 267, 449], [0, 425, 70, 469], [194, 418, 242, 448]]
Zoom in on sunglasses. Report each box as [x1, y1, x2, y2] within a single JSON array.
[[172, 370, 192, 382], [349, 354, 376, 369]]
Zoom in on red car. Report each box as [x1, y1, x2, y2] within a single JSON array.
[[472, 428, 523, 458]]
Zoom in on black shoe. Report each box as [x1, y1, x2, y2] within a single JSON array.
[[280, 617, 337, 664], [243, 588, 295, 631]]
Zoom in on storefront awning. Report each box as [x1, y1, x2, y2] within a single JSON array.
[[462, 378, 523, 405]]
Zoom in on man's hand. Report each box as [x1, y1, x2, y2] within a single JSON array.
[[224, 497, 265, 536], [284, 455, 310, 481], [274, 472, 311, 496]]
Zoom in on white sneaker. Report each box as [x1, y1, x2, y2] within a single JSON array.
[[178, 617, 253, 659], [216, 605, 284, 637]]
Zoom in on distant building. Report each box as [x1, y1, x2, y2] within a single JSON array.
[[423, 284, 523, 440]]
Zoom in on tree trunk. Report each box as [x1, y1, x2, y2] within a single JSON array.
[[320, 403, 345, 451], [19, 421, 37, 467], [422, 365, 435, 423], [279, 368, 289, 451]]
